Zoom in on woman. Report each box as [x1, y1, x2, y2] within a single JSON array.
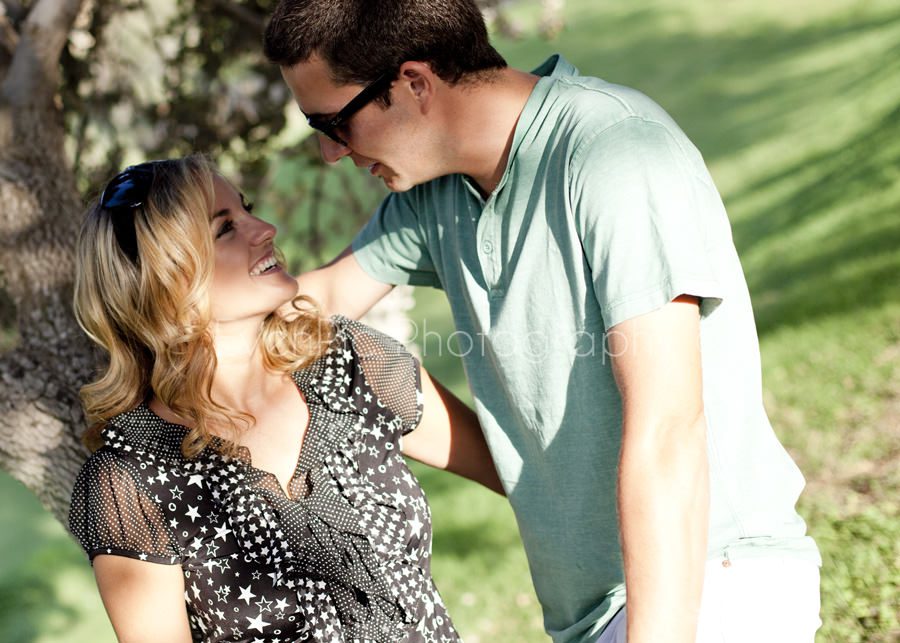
[[69, 156, 501, 642]]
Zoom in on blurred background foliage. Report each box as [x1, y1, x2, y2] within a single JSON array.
[[1, 0, 899, 641]]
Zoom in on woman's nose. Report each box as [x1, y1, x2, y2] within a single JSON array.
[[250, 217, 277, 245]]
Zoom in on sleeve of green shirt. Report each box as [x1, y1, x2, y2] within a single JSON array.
[[569, 115, 726, 330], [351, 190, 442, 289]]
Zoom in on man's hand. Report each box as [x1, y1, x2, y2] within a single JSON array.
[[609, 295, 710, 643]]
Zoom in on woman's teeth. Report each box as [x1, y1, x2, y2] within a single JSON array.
[[250, 256, 278, 276]]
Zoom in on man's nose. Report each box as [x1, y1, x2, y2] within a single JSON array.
[[319, 135, 352, 164]]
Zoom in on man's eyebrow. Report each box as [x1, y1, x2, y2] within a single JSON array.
[[299, 104, 337, 120], [303, 110, 334, 120]]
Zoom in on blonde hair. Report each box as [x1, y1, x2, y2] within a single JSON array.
[[73, 155, 333, 458]]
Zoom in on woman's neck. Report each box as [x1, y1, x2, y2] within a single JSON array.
[[208, 316, 287, 411], [149, 316, 290, 425]]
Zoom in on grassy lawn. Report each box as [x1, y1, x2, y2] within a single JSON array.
[[2, 0, 898, 640]]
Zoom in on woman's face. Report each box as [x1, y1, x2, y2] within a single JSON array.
[[208, 175, 298, 322]]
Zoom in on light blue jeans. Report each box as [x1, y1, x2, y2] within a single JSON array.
[[595, 556, 822, 643]]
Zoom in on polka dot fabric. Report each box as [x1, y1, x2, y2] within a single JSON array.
[[68, 316, 460, 642]]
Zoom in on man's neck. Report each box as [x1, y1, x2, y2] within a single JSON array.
[[442, 68, 540, 197]]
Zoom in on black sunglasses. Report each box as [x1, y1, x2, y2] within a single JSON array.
[[305, 72, 395, 146], [99, 162, 159, 263]]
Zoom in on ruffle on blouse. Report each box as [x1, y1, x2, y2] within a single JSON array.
[[195, 445, 413, 633]]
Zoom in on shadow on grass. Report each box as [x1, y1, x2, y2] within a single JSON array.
[[733, 102, 900, 333], [499, 4, 900, 163], [731, 101, 900, 248]]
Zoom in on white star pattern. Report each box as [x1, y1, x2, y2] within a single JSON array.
[[237, 584, 256, 605], [214, 522, 232, 541], [246, 612, 270, 633]]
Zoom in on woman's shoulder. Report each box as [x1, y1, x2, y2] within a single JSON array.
[[98, 403, 192, 461], [72, 440, 164, 498], [327, 314, 415, 362], [69, 444, 185, 564], [324, 315, 423, 432], [297, 315, 389, 378], [72, 406, 194, 501], [73, 444, 130, 482]]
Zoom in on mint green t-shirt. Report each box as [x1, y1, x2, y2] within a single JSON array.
[[352, 55, 820, 643]]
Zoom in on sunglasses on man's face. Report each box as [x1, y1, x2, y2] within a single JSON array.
[[99, 162, 159, 263], [305, 72, 395, 147]]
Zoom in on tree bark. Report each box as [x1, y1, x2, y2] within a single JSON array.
[[0, 0, 93, 525]]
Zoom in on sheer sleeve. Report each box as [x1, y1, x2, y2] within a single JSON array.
[[340, 317, 424, 435], [68, 448, 181, 565]]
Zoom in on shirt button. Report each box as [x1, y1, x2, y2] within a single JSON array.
[[482, 240, 494, 254]]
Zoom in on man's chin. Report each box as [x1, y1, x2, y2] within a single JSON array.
[[381, 173, 423, 193]]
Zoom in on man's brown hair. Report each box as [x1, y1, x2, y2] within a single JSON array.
[[263, 0, 507, 87]]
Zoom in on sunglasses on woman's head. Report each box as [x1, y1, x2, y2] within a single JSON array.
[[99, 162, 159, 263]]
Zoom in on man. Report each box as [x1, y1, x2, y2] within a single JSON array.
[[263, 2, 822, 641]]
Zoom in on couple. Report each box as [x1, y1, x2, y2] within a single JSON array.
[[68, 1, 822, 642]]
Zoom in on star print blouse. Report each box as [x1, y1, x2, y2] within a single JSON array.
[[68, 316, 460, 643]]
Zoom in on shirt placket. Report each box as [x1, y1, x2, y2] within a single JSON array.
[[464, 178, 505, 299]]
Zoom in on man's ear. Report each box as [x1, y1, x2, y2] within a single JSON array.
[[397, 61, 436, 114]]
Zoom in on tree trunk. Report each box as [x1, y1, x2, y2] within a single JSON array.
[[0, 0, 93, 525]]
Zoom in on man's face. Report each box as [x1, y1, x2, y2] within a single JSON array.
[[281, 56, 436, 192]]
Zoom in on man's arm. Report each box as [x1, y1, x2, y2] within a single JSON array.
[[402, 367, 505, 495], [294, 245, 394, 320], [608, 295, 710, 643]]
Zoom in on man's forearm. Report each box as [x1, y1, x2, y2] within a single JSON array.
[[618, 413, 710, 643], [291, 245, 393, 320]]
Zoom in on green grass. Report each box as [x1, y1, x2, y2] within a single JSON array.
[[2, 0, 899, 640]]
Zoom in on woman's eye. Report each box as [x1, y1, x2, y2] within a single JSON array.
[[242, 200, 254, 213], [216, 219, 234, 239]]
